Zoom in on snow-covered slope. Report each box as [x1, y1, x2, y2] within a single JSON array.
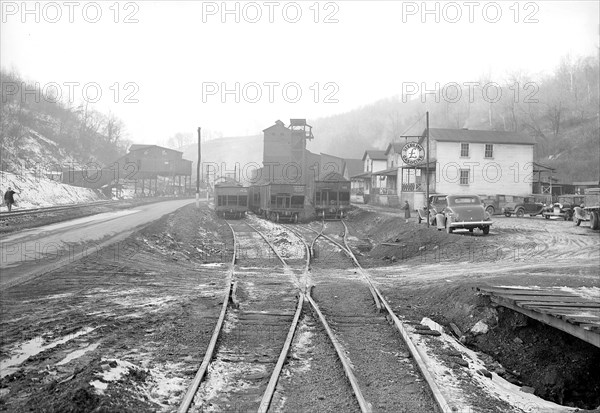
[[1, 128, 84, 175], [0, 171, 102, 212]]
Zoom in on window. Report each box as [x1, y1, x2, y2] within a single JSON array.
[[485, 144, 493, 158], [460, 143, 469, 157], [460, 169, 470, 185], [451, 197, 478, 205]]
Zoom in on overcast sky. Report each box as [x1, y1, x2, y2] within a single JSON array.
[[2, 1, 598, 144]]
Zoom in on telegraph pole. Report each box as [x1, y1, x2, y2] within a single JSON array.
[[196, 127, 201, 208], [425, 111, 430, 228]]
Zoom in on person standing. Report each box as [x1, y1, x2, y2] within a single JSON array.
[[4, 187, 18, 212], [403, 200, 411, 219]]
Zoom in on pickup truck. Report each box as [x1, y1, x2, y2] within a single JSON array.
[[573, 189, 600, 230]]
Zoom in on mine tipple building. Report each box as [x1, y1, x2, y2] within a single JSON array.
[[354, 128, 536, 208], [262, 119, 314, 184]]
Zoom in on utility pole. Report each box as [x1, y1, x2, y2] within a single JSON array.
[[196, 127, 201, 208], [426, 111, 430, 228]]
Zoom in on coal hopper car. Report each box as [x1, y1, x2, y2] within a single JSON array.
[[214, 184, 248, 219], [249, 183, 306, 223], [314, 172, 351, 219]]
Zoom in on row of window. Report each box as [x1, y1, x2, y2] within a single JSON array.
[[217, 195, 248, 207], [461, 143, 494, 158]]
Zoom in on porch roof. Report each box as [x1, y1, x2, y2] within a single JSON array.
[[351, 171, 372, 180], [400, 161, 437, 170], [372, 166, 399, 177]]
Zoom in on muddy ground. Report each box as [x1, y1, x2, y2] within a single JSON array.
[[343, 208, 600, 410], [0, 202, 598, 412], [0, 204, 230, 412]]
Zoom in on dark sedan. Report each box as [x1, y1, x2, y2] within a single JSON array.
[[442, 194, 492, 235]]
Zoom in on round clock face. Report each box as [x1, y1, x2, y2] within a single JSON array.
[[401, 143, 425, 165]]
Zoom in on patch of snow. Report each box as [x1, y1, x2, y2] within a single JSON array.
[[0, 171, 102, 212], [0, 327, 96, 378], [414, 318, 576, 412], [56, 342, 100, 366], [192, 354, 268, 411], [246, 216, 305, 259], [556, 286, 600, 301], [100, 359, 139, 382], [90, 379, 108, 393]]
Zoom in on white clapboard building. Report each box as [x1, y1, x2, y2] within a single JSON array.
[[362, 128, 536, 208]]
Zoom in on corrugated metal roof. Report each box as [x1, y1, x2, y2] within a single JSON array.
[[421, 128, 536, 145]]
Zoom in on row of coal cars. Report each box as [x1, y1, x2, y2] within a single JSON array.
[[213, 179, 351, 222], [416, 190, 600, 233]]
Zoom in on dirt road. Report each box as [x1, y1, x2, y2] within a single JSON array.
[[0, 199, 194, 288]]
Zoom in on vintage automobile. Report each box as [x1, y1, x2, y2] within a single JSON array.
[[417, 194, 448, 224], [441, 194, 492, 235], [480, 194, 523, 216], [502, 196, 545, 218], [573, 189, 600, 230], [542, 195, 585, 221]]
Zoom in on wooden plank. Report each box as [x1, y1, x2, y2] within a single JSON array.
[[564, 318, 600, 327], [501, 295, 596, 304], [478, 287, 578, 297], [530, 304, 600, 311], [518, 301, 600, 308], [489, 295, 600, 348]]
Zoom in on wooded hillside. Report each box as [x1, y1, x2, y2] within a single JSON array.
[[308, 55, 599, 183]]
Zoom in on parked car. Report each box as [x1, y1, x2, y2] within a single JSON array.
[[440, 194, 492, 235], [480, 195, 523, 216], [502, 196, 545, 218], [542, 195, 585, 221], [417, 194, 447, 224]]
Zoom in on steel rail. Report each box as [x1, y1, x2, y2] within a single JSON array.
[[179, 219, 305, 413], [257, 292, 304, 413], [285, 222, 372, 413], [340, 221, 457, 413], [305, 291, 372, 413], [177, 221, 237, 413], [256, 222, 310, 413], [244, 221, 288, 266], [0, 200, 113, 217], [303, 224, 382, 312]]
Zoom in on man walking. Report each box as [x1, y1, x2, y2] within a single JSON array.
[[4, 187, 18, 212]]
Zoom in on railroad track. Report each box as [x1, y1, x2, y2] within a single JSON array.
[[180, 218, 376, 412], [178, 219, 306, 413], [180, 217, 454, 412], [291, 220, 452, 412], [0, 200, 113, 218]]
